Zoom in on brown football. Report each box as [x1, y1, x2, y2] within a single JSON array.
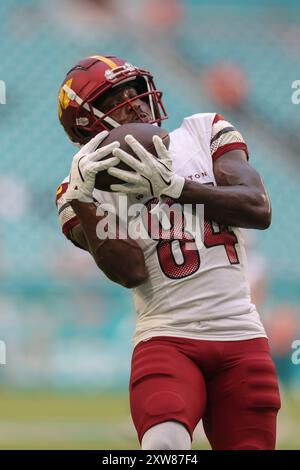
[[94, 123, 170, 192]]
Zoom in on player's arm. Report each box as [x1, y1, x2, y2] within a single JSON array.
[[69, 224, 89, 251], [57, 196, 147, 288], [177, 149, 271, 229], [69, 201, 148, 288], [56, 131, 148, 289], [176, 114, 271, 229], [108, 116, 271, 230]]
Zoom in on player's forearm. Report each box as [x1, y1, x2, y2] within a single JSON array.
[[178, 180, 271, 229], [69, 201, 148, 288]]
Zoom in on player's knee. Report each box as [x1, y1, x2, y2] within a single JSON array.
[[141, 421, 191, 450]]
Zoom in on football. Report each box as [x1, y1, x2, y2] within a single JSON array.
[[94, 123, 170, 192]]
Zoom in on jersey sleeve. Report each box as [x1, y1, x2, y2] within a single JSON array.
[[55, 181, 80, 241], [210, 114, 249, 161]]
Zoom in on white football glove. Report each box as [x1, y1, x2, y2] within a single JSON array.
[[108, 135, 185, 199], [65, 130, 120, 203]]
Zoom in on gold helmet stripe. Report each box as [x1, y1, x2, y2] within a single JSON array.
[[89, 55, 118, 69], [58, 78, 73, 118]]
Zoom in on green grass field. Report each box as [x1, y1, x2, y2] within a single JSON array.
[[0, 389, 299, 449]]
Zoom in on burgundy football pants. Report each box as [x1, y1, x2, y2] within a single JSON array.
[[130, 336, 281, 450]]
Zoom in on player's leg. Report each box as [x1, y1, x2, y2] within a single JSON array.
[[141, 421, 191, 450], [130, 337, 207, 450], [202, 338, 281, 450]]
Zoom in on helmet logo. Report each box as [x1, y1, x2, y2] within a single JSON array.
[[76, 117, 89, 126], [58, 78, 73, 118]]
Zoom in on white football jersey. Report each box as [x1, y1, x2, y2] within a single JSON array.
[[56, 113, 267, 346]]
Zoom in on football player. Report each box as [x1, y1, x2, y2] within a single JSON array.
[[56, 55, 281, 450]]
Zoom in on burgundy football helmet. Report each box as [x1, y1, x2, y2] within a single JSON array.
[[58, 55, 168, 145]]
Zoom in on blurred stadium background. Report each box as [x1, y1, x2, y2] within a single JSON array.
[[0, 0, 300, 449]]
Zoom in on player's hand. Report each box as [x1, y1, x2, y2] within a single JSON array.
[[108, 135, 185, 199], [65, 131, 120, 203]]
